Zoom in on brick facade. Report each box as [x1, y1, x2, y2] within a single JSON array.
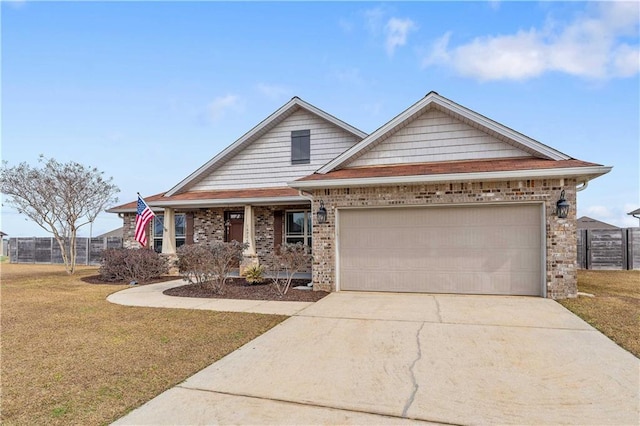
[[122, 204, 312, 272], [310, 178, 578, 299], [121, 180, 577, 298]]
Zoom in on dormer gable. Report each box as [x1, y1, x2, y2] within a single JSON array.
[[166, 97, 367, 195]]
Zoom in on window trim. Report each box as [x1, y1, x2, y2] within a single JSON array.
[[153, 213, 186, 253], [284, 209, 312, 247]]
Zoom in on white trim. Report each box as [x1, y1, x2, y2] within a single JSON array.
[[149, 196, 309, 208], [318, 92, 570, 174], [166, 97, 367, 196], [290, 166, 612, 189], [540, 202, 547, 298]]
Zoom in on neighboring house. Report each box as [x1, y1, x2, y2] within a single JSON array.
[[577, 216, 619, 230], [95, 227, 124, 239], [628, 208, 640, 226], [0, 231, 7, 257], [108, 92, 611, 299]]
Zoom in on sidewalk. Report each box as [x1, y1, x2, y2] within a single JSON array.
[[106, 279, 314, 316]]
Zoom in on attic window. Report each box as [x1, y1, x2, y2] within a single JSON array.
[[291, 130, 310, 164]]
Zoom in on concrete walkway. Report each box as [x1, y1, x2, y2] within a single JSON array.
[[111, 290, 640, 425], [107, 279, 314, 316]]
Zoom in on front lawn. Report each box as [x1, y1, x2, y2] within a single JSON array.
[[559, 269, 639, 358], [0, 264, 287, 425]]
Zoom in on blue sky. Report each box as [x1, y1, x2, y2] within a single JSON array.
[[2, 1, 639, 237]]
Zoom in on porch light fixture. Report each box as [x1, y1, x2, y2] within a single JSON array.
[[556, 190, 570, 219], [316, 200, 327, 224]]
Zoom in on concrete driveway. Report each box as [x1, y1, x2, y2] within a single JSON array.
[[114, 292, 639, 425]]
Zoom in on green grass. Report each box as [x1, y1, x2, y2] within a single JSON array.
[[0, 264, 287, 425]]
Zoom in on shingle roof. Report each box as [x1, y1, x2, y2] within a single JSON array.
[[297, 158, 602, 182], [108, 187, 302, 212]]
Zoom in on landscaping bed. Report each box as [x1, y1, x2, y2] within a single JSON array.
[[164, 278, 329, 302]]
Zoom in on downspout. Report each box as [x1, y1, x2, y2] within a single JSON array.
[[576, 180, 589, 192], [298, 189, 314, 205]]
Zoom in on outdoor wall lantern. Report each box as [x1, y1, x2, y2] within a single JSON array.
[[317, 200, 327, 224], [556, 190, 570, 219]]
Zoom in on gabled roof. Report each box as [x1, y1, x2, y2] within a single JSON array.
[[317, 91, 570, 174], [577, 216, 619, 230], [628, 208, 640, 215], [166, 97, 368, 196]]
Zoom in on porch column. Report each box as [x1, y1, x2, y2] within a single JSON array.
[[243, 204, 256, 256], [161, 208, 176, 254]]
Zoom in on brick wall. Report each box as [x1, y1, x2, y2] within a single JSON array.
[[310, 178, 577, 299], [122, 206, 312, 271]]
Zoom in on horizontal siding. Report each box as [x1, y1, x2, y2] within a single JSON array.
[[192, 109, 360, 190], [349, 109, 530, 167]]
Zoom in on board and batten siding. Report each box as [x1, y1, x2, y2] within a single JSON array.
[[348, 108, 531, 167], [191, 109, 361, 190]]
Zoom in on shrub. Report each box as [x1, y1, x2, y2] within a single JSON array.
[[243, 264, 265, 285], [99, 248, 169, 283], [175, 244, 214, 285], [264, 243, 312, 296], [176, 241, 246, 294]]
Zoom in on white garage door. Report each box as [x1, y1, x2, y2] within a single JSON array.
[[338, 204, 543, 296]]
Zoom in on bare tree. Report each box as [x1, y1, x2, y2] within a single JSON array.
[[0, 156, 120, 274], [265, 243, 312, 296]]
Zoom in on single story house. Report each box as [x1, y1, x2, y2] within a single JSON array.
[[108, 92, 611, 299], [577, 216, 619, 230]]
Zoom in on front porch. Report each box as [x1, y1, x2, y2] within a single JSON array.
[[125, 202, 315, 275]]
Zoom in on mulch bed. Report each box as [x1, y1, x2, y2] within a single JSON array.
[[164, 278, 329, 302]]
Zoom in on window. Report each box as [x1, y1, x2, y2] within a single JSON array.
[[285, 210, 312, 247], [291, 130, 310, 164], [153, 213, 186, 253]]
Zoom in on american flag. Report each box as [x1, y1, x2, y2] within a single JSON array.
[[135, 195, 155, 247]]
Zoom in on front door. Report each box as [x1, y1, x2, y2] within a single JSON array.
[[224, 211, 244, 243]]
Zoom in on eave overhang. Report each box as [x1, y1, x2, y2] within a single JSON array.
[[107, 188, 309, 214], [289, 166, 612, 190]]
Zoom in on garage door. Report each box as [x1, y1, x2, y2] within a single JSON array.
[[338, 204, 543, 296]]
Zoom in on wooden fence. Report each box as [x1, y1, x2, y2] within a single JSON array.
[[577, 228, 640, 270], [8, 237, 123, 266]]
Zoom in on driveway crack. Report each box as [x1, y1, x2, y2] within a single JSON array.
[[402, 321, 425, 417], [433, 296, 443, 323]]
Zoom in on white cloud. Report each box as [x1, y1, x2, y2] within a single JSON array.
[[364, 6, 386, 34], [582, 204, 640, 228], [256, 83, 290, 100], [363, 6, 417, 56], [488, 1, 501, 12], [585, 205, 614, 219], [385, 18, 417, 56], [423, 2, 640, 81], [207, 94, 241, 122]]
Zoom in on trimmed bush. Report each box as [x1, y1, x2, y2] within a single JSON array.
[[99, 248, 169, 283], [176, 241, 246, 294], [175, 244, 214, 286]]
